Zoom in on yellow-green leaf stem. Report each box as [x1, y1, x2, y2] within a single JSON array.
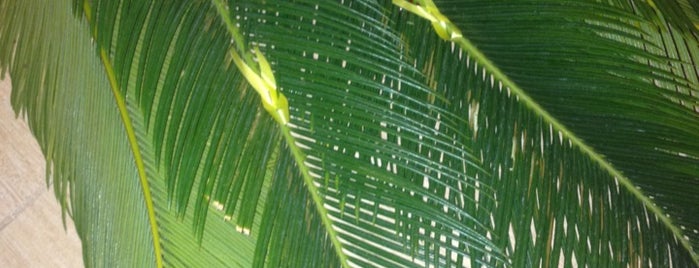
[[84, 1, 163, 267], [212, 0, 348, 266], [393, 0, 698, 264], [99, 48, 163, 268], [280, 127, 350, 267], [228, 48, 289, 125], [212, 0, 289, 125]]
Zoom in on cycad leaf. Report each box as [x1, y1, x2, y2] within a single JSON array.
[[1, 0, 699, 267], [389, 0, 699, 266], [225, 0, 504, 265], [1, 0, 258, 267]]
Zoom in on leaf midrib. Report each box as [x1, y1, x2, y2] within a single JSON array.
[[211, 0, 351, 266], [83, 2, 164, 267]]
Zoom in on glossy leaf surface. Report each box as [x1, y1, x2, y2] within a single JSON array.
[[0, 0, 697, 267]]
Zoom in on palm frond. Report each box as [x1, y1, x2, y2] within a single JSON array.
[[233, 0, 505, 265], [1, 0, 262, 266], [1, 0, 698, 267], [389, 0, 699, 265]]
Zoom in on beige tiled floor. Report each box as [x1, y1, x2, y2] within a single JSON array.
[[0, 78, 83, 267]]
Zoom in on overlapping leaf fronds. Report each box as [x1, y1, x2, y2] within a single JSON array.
[[387, 0, 699, 266], [430, 0, 699, 261], [1, 0, 698, 267], [224, 0, 505, 266]]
